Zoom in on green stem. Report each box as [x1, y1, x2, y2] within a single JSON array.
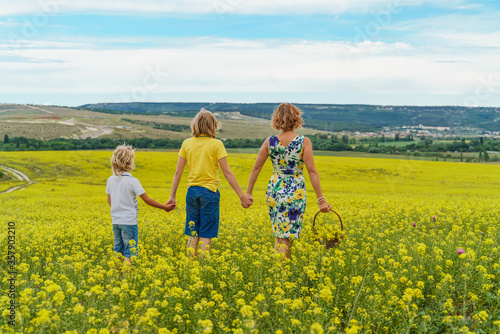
[[347, 253, 374, 326]]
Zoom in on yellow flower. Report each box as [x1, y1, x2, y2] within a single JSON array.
[[416, 243, 427, 255], [198, 319, 214, 334], [240, 305, 253, 318], [310, 323, 324, 334], [268, 197, 276, 208], [31, 309, 51, 325], [255, 293, 266, 302], [90, 285, 104, 295], [158, 329, 174, 334], [473, 310, 489, 322], [52, 291, 65, 305], [293, 189, 306, 200], [73, 304, 84, 314], [346, 320, 361, 334], [320, 286, 333, 301]]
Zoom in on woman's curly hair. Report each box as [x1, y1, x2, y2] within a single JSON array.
[[271, 103, 303, 131]]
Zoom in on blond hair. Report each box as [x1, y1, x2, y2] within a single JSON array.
[[191, 108, 219, 138], [271, 103, 303, 131], [111, 145, 135, 176]]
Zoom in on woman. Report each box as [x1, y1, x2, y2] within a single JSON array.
[[246, 103, 332, 258]]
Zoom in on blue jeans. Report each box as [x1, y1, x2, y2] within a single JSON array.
[[185, 186, 220, 238], [113, 224, 139, 258]]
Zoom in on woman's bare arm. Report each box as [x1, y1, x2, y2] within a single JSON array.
[[302, 137, 332, 212], [246, 138, 269, 197]]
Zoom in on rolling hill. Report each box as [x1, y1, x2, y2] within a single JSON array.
[[80, 102, 500, 132]]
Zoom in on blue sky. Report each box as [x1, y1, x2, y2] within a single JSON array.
[[1, 0, 500, 106]]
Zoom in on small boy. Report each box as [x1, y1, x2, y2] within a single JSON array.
[[106, 145, 174, 265]]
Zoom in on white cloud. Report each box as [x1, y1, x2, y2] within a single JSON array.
[[0, 0, 467, 16], [0, 20, 20, 28], [0, 37, 498, 106], [390, 11, 500, 48]]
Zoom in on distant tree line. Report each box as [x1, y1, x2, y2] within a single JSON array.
[[1, 135, 499, 162], [0, 136, 266, 151]]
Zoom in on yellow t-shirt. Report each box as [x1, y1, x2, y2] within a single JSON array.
[[179, 136, 228, 192]]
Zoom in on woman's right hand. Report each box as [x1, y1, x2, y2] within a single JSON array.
[[319, 201, 332, 213]]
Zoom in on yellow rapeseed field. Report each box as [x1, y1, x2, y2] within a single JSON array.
[[1, 151, 499, 333]]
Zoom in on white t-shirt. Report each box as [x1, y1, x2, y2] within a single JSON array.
[[106, 172, 146, 225]]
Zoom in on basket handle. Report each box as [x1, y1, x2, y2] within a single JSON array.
[[313, 209, 344, 231]]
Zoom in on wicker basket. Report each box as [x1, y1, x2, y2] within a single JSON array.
[[312, 209, 344, 249]]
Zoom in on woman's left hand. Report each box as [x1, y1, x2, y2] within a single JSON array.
[[241, 194, 253, 208]]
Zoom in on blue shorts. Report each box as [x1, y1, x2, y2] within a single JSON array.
[[113, 224, 139, 258], [185, 186, 220, 238]]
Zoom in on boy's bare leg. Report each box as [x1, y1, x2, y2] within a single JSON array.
[[121, 257, 133, 277], [198, 238, 212, 258], [274, 237, 291, 259], [114, 255, 123, 271], [187, 236, 199, 257]]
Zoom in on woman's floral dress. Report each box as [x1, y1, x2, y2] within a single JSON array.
[[266, 135, 306, 239]]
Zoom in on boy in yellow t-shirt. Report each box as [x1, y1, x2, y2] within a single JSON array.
[[167, 108, 253, 256]]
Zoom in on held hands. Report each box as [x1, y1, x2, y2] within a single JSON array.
[[241, 193, 253, 209], [165, 198, 176, 212]]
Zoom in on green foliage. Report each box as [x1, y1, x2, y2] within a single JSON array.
[[2, 136, 500, 161]]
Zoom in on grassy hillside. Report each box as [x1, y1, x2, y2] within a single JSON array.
[[0, 104, 326, 141]]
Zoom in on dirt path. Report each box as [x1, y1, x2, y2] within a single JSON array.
[[4, 117, 114, 139], [25, 105, 55, 114], [0, 165, 35, 195]]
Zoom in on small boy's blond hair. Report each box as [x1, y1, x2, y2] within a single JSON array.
[[191, 108, 219, 138], [111, 145, 135, 176]]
